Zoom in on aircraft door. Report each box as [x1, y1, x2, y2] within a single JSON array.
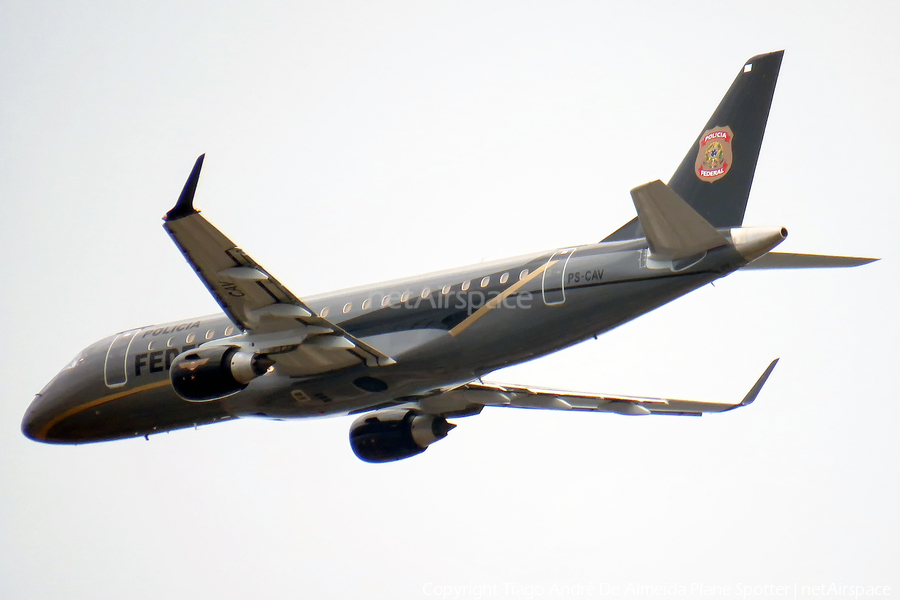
[[542, 248, 576, 306], [104, 329, 140, 388]]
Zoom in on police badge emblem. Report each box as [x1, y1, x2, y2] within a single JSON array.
[[695, 126, 734, 182]]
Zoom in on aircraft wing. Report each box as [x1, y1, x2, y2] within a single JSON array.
[[163, 155, 395, 375], [418, 359, 779, 417]]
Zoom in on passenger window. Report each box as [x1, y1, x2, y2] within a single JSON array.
[[481, 276, 490, 288], [205, 329, 215, 340], [224, 326, 235, 336], [461, 280, 470, 291], [519, 269, 529, 281], [320, 307, 330, 318], [362, 298, 372, 310], [343, 302, 352, 314], [442, 284, 451, 295], [421, 287, 431, 299], [166, 337, 175, 347], [148, 341, 155, 351], [500, 272, 509, 284], [400, 291, 410, 303], [381, 295, 391, 307], [186, 333, 196, 344]]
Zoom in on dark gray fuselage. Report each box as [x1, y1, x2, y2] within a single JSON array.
[[23, 238, 745, 443]]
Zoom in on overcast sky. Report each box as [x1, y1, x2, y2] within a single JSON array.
[[2, 2, 898, 599]]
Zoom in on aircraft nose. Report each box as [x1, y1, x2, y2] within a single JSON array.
[[23, 342, 117, 444], [22, 394, 54, 442], [21, 375, 82, 444]]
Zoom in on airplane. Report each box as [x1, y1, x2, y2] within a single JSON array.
[[22, 50, 877, 462]]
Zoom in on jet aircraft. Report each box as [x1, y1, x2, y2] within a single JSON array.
[[22, 51, 876, 462]]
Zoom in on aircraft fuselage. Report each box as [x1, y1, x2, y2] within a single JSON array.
[[23, 236, 756, 444]]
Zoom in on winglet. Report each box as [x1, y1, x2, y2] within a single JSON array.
[[738, 358, 779, 407], [165, 154, 205, 221]]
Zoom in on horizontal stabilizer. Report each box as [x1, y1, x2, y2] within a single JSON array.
[[743, 252, 879, 270], [630, 180, 729, 260]]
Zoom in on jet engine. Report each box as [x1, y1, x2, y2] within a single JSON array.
[[349, 409, 456, 463], [170, 346, 273, 402]]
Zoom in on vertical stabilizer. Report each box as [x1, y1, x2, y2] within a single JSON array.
[[605, 51, 784, 242]]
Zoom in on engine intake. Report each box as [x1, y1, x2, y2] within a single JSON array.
[[170, 346, 273, 402], [349, 409, 455, 463]]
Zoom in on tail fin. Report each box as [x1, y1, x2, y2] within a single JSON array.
[[605, 51, 784, 242]]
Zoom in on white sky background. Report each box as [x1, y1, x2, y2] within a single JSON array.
[[2, 1, 898, 598]]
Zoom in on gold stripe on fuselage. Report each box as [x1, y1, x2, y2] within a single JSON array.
[[448, 262, 552, 337], [36, 380, 172, 440]]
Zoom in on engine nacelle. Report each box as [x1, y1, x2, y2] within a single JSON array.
[[170, 346, 273, 402], [349, 409, 455, 463]]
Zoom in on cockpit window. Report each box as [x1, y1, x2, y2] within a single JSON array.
[[65, 350, 87, 370], [37, 349, 88, 395]]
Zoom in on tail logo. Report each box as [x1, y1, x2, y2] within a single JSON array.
[[695, 126, 734, 182]]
